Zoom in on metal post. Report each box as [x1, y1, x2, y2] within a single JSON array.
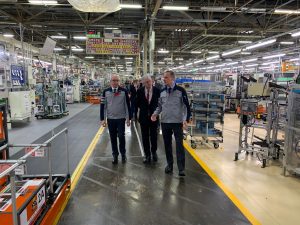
[[65, 130, 70, 177], [10, 171, 18, 225], [47, 143, 54, 195]]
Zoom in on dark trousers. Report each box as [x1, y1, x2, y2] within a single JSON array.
[[161, 123, 185, 171], [140, 121, 158, 158], [107, 118, 126, 157], [130, 98, 137, 119]]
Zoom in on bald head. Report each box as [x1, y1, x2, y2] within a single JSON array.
[[110, 75, 120, 88]]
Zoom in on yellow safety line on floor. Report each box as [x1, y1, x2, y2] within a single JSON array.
[[183, 141, 261, 225], [53, 126, 105, 225]]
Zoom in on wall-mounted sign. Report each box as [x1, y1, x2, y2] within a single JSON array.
[[86, 38, 139, 55], [11, 65, 25, 86]]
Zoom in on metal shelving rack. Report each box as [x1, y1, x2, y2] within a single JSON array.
[[186, 81, 225, 149]]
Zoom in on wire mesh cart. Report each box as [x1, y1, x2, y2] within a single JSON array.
[[186, 87, 225, 149]]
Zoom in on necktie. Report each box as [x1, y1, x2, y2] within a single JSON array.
[[113, 88, 116, 93], [168, 87, 172, 94], [146, 89, 150, 104]]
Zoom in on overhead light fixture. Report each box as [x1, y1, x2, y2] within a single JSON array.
[[120, 4, 142, 9], [245, 39, 276, 50], [262, 53, 286, 59], [222, 49, 241, 57], [206, 66, 214, 69], [194, 59, 204, 64], [51, 35, 67, 39], [238, 40, 253, 44], [3, 33, 14, 38], [241, 52, 251, 55], [105, 27, 119, 30], [226, 62, 238, 66], [191, 51, 202, 54], [201, 7, 227, 12], [164, 58, 172, 61], [274, 9, 300, 14], [157, 49, 169, 53], [289, 58, 299, 61], [175, 29, 188, 32], [74, 36, 87, 40], [245, 64, 258, 67], [208, 51, 219, 54], [280, 41, 294, 45], [291, 31, 300, 37], [206, 55, 219, 61], [71, 48, 84, 52], [162, 6, 189, 11], [262, 61, 278, 65], [54, 48, 63, 51], [29, 0, 58, 5], [125, 57, 133, 60], [241, 58, 257, 63], [85, 56, 94, 59], [175, 57, 184, 61], [222, 67, 231, 70], [185, 62, 193, 66]]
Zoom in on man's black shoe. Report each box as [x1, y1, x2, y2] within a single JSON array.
[[178, 170, 186, 177], [165, 165, 173, 174], [143, 157, 151, 164], [112, 157, 118, 165], [122, 155, 127, 163], [152, 153, 158, 162]]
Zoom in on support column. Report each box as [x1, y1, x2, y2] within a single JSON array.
[[149, 20, 155, 76], [143, 29, 148, 76]]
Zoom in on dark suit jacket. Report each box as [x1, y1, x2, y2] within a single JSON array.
[[136, 86, 160, 124], [129, 84, 138, 100]]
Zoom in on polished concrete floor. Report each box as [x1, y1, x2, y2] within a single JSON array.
[[192, 114, 300, 225], [59, 124, 250, 225]]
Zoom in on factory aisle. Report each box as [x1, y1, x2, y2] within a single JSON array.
[[58, 123, 251, 225]]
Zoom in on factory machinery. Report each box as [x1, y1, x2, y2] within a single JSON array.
[[234, 74, 289, 168], [35, 80, 69, 119], [0, 103, 71, 225]]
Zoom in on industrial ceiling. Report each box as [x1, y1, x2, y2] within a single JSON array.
[[0, 0, 300, 72]]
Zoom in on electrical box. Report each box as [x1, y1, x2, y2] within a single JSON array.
[[9, 91, 31, 122], [247, 83, 270, 96]]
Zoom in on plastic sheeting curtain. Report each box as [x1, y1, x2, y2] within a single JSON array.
[[68, 0, 120, 12]]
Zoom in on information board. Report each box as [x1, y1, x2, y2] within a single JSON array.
[[86, 38, 139, 55], [11, 65, 25, 86]]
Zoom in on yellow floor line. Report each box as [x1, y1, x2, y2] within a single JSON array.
[[184, 141, 261, 225], [53, 126, 105, 225]]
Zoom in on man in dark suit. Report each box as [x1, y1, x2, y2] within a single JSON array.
[[136, 75, 160, 164], [129, 79, 139, 120]]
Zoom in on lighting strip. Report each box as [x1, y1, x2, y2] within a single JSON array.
[[222, 49, 241, 56], [245, 39, 276, 50], [262, 53, 286, 59]]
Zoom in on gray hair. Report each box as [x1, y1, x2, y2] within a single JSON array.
[[164, 70, 176, 79], [142, 75, 152, 82], [110, 74, 120, 81]]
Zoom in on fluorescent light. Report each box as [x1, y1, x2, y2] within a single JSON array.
[[71, 48, 84, 52], [176, 58, 184, 61], [262, 53, 286, 59], [215, 64, 225, 68], [3, 34, 14, 38], [291, 31, 300, 37], [238, 41, 253, 44], [223, 67, 231, 70], [74, 36, 87, 40], [245, 64, 258, 67], [164, 58, 172, 61], [226, 62, 238, 66], [125, 57, 133, 60], [54, 48, 63, 51], [29, 0, 58, 5], [157, 50, 169, 53], [194, 59, 204, 64], [245, 39, 276, 50], [290, 58, 300, 61], [185, 62, 193, 66], [222, 49, 241, 56], [262, 61, 278, 65], [241, 52, 251, 55], [191, 51, 202, 54], [158, 62, 165, 64], [175, 29, 188, 32], [274, 9, 300, 14], [177, 65, 185, 69], [201, 7, 227, 12], [120, 4, 142, 9], [206, 66, 214, 69], [85, 56, 94, 59], [280, 41, 294, 45], [105, 28, 119, 30], [162, 6, 189, 11], [241, 58, 257, 63], [208, 51, 219, 54], [51, 35, 67, 39], [206, 55, 219, 61]]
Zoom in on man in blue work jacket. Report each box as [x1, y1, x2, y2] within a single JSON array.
[[151, 70, 191, 176], [100, 75, 131, 164]]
